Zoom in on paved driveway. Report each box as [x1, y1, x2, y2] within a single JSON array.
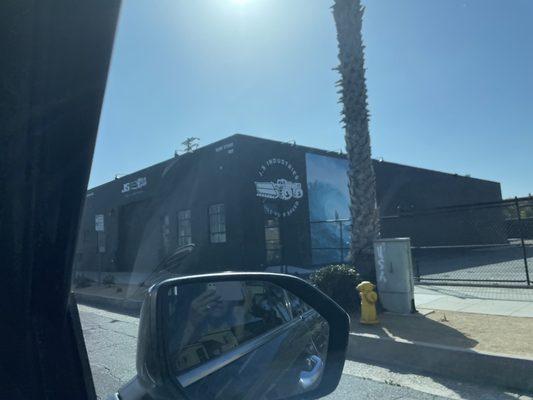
[[413, 244, 533, 286]]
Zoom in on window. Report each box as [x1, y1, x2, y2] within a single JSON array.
[[166, 280, 292, 374], [208, 203, 226, 243], [177, 210, 192, 246], [265, 218, 281, 264]]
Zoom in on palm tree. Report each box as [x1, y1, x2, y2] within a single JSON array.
[[332, 0, 379, 272]]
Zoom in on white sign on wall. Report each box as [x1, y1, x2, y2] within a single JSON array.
[[121, 177, 147, 194], [255, 179, 303, 201], [215, 142, 234, 154], [95, 214, 105, 232]]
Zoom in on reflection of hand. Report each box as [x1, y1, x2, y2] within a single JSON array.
[[232, 287, 250, 319], [232, 287, 252, 340], [178, 290, 221, 356], [190, 290, 221, 325]]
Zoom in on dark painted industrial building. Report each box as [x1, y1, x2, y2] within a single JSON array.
[[74, 134, 502, 276]]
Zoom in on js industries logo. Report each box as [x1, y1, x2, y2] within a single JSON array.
[[122, 177, 147, 194], [255, 158, 303, 218]]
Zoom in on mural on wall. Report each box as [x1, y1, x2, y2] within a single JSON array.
[[305, 153, 351, 265]]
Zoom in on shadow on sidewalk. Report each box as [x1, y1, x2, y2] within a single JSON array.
[[350, 311, 478, 349], [349, 312, 533, 398]]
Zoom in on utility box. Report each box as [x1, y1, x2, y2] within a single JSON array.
[[373, 238, 415, 314]]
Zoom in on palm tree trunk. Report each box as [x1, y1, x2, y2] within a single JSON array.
[[333, 0, 380, 271]]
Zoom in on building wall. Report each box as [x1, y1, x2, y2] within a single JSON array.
[[74, 134, 503, 274], [297, 147, 504, 257], [74, 160, 169, 274], [373, 161, 504, 246], [374, 161, 502, 215], [230, 136, 313, 268]]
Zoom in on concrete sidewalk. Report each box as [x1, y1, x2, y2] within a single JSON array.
[[415, 284, 533, 317], [349, 310, 533, 393]]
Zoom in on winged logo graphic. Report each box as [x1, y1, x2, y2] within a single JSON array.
[[255, 179, 303, 201]]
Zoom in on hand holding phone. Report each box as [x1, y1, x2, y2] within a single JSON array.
[[206, 282, 244, 302]]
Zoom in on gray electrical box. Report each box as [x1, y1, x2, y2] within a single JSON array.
[[373, 238, 416, 314]]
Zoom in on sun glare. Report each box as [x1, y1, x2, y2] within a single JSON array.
[[231, 0, 249, 5]]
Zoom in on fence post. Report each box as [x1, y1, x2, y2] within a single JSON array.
[[515, 197, 531, 286], [339, 220, 344, 263]]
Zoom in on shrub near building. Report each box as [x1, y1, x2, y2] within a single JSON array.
[[310, 264, 361, 313]]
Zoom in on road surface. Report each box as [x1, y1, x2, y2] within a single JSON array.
[[78, 304, 531, 400]]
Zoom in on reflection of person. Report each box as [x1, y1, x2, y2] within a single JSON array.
[[173, 285, 254, 372], [250, 284, 291, 329], [180, 290, 225, 346], [170, 281, 299, 375]]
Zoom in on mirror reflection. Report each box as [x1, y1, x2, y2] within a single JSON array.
[[163, 280, 329, 400]]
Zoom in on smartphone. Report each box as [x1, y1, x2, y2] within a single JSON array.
[[207, 282, 244, 302]]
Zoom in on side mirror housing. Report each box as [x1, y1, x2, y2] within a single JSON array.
[[125, 272, 349, 400]]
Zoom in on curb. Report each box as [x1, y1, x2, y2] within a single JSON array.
[[347, 332, 533, 393], [74, 292, 143, 316]]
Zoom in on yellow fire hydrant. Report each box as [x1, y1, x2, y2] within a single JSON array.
[[357, 281, 379, 324]]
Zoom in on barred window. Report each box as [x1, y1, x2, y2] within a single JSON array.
[[265, 218, 281, 264], [209, 204, 226, 243], [177, 210, 192, 246]]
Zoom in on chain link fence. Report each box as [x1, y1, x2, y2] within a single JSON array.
[[308, 197, 533, 287]]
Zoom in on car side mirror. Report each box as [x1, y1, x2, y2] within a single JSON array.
[[122, 272, 349, 400]]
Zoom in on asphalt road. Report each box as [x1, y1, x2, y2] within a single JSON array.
[[78, 305, 531, 400], [79, 305, 138, 399]]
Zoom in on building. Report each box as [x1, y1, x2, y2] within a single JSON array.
[[74, 134, 502, 277]]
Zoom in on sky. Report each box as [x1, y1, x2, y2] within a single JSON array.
[[91, 0, 533, 198]]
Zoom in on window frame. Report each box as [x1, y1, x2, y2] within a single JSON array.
[[177, 209, 193, 246], [264, 217, 282, 264], [208, 203, 226, 244]]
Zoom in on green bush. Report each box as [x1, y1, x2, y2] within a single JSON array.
[[310, 264, 361, 313]]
